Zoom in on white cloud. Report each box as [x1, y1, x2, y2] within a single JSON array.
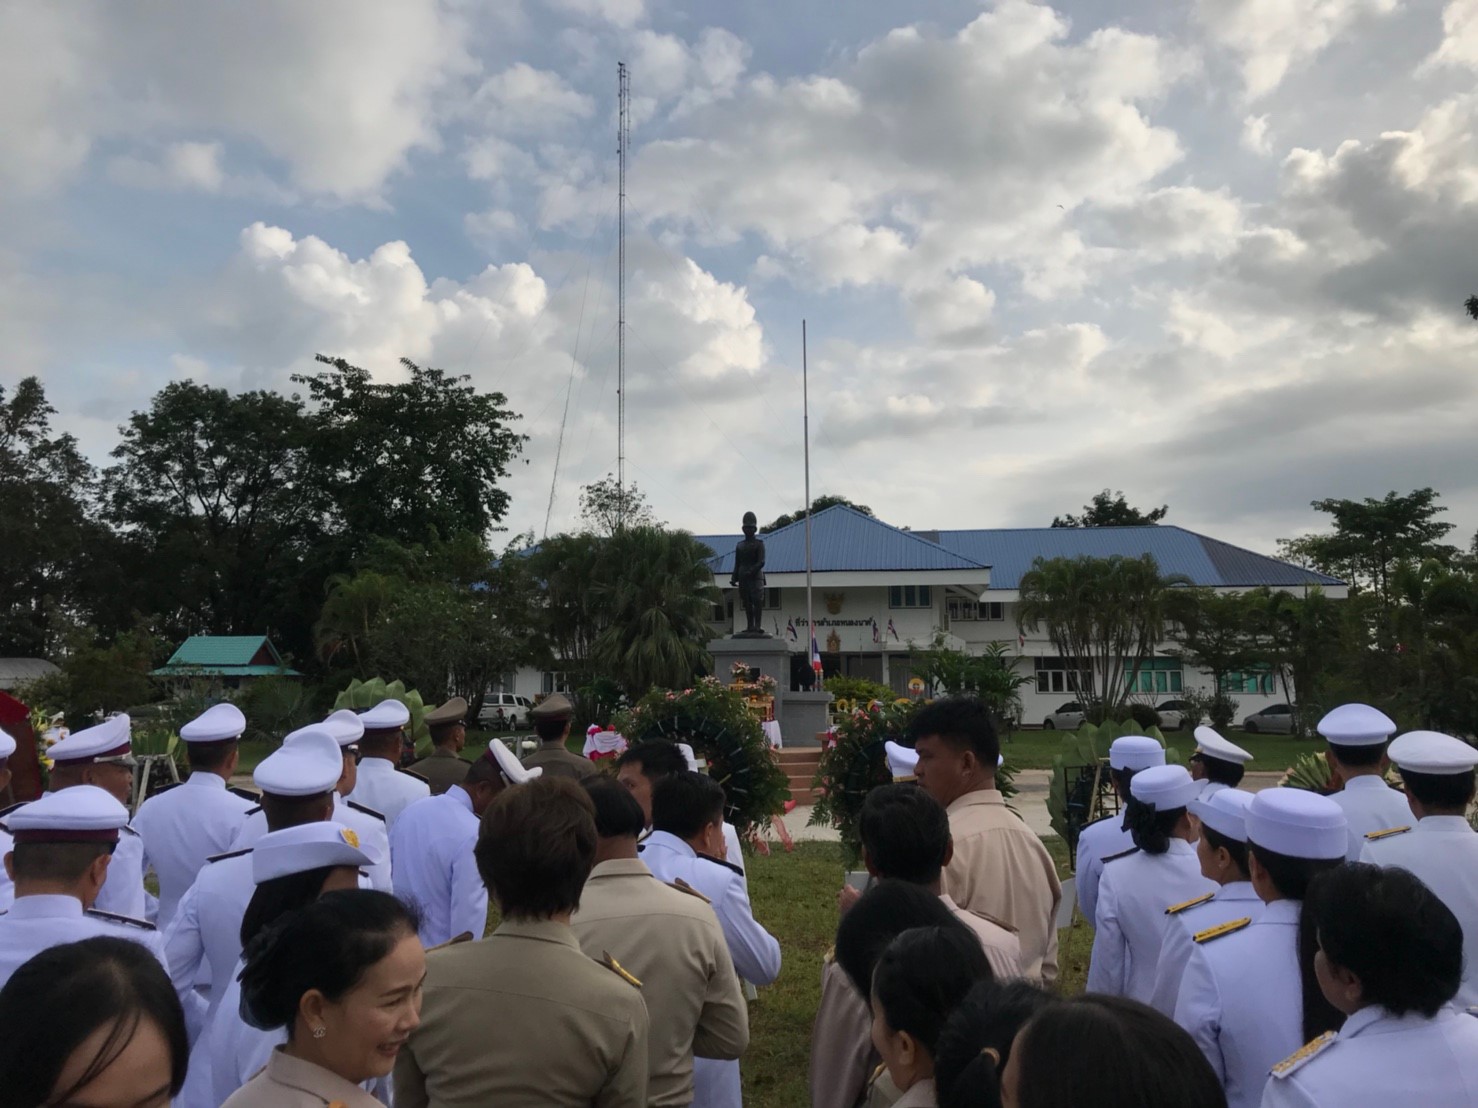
[[471, 64, 595, 134], [1424, 0, 1478, 70], [544, 0, 645, 30], [108, 141, 226, 193], [1242, 113, 1272, 154]]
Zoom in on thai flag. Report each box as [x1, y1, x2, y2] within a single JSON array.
[[786, 618, 797, 642], [872, 619, 880, 644], [887, 619, 899, 642], [810, 634, 823, 674], [1018, 631, 1026, 649]]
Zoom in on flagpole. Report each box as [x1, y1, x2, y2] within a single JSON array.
[[804, 320, 816, 684]]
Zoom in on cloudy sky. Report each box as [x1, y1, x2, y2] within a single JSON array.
[[4, 0, 1477, 553]]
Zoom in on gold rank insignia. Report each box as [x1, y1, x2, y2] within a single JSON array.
[[1165, 891, 1216, 915], [602, 951, 642, 988], [669, 878, 712, 904], [1192, 917, 1252, 944], [1364, 825, 1411, 840], [1270, 1031, 1337, 1078]]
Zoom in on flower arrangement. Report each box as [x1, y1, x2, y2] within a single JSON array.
[[617, 681, 790, 841], [730, 661, 751, 678]]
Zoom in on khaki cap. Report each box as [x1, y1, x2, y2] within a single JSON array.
[[425, 697, 469, 727], [530, 693, 574, 722]]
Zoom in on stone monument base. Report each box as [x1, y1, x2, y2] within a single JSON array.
[[708, 637, 832, 743]]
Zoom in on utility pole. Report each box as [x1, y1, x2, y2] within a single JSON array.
[[616, 61, 630, 528]]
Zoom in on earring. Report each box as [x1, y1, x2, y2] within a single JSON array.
[[312, 1027, 326, 1039]]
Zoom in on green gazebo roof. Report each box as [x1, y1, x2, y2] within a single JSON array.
[[151, 635, 301, 677]]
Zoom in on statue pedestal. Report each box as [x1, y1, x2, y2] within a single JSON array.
[[708, 637, 831, 746]]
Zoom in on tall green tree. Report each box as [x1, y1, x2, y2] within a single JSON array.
[[579, 475, 659, 535], [1166, 589, 1258, 713], [0, 378, 101, 656], [298, 355, 526, 550], [762, 494, 873, 533], [1017, 554, 1187, 713], [1051, 490, 1168, 528]]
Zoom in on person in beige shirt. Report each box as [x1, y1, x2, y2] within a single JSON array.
[[408, 697, 472, 796], [910, 696, 1061, 984], [813, 784, 1023, 1108], [571, 779, 749, 1105], [394, 777, 650, 1108]]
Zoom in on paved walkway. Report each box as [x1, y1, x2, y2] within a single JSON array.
[[764, 769, 1289, 846]]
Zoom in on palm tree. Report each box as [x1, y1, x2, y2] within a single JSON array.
[[589, 527, 720, 697], [314, 570, 396, 668]]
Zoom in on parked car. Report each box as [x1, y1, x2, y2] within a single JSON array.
[[1043, 702, 1087, 730], [1242, 704, 1295, 734], [1155, 699, 1196, 730], [477, 693, 536, 729]]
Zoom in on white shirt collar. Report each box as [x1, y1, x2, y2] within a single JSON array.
[[356, 757, 397, 775], [1343, 775, 1391, 791], [1417, 815, 1474, 834], [447, 785, 472, 814], [643, 830, 695, 857], [8, 894, 85, 919], [185, 772, 226, 790]]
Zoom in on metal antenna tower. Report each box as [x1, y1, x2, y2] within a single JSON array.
[[616, 61, 630, 527]]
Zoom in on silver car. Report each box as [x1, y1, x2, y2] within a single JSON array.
[[1043, 702, 1087, 730], [1242, 704, 1295, 734]]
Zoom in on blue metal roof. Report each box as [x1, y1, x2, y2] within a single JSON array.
[[932, 526, 1343, 590], [699, 506, 989, 574]]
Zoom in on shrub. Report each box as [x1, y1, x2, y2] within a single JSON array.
[[1127, 703, 1162, 730], [1210, 695, 1239, 729]]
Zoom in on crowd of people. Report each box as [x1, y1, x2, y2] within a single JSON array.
[[0, 688, 1473, 1107]]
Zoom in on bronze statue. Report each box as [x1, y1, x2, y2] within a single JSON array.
[[730, 511, 769, 637]]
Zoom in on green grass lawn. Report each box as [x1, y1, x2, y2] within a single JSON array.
[[999, 728, 1322, 772]]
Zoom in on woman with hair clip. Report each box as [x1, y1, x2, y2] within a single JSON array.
[[222, 888, 425, 1107], [0, 936, 189, 1108], [179, 823, 377, 1108], [1087, 764, 1214, 1001], [1262, 863, 1478, 1107], [932, 980, 1054, 1108]]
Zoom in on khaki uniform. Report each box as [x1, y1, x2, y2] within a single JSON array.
[[571, 858, 749, 1106], [522, 741, 596, 781], [943, 789, 1061, 984], [407, 748, 471, 796], [394, 918, 650, 1108], [221, 1048, 384, 1107]]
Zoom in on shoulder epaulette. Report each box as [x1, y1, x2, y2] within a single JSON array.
[[967, 908, 1018, 933], [206, 847, 253, 863], [1466, 1007, 1478, 1019], [346, 800, 386, 822], [243, 804, 263, 817], [1102, 847, 1139, 864], [87, 909, 156, 931], [868, 1063, 887, 1087], [1193, 917, 1252, 944], [400, 768, 430, 784], [228, 786, 260, 803], [1166, 891, 1217, 915], [121, 824, 139, 837], [426, 931, 474, 953], [150, 781, 182, 796], [1270, 1031, 1337, 1078], [1364, 825, 1411, 841], [601, 950, 642, 988], [698, 853, 745, 877], [669, 878, 711, 904], [1082, 813, 1117, 830], [823, 945, 836, 965]]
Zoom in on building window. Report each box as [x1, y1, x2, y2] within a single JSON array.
[[541, 671, 573, 694], [889, 585, 933, 609], [1220, 670, 1276, 695], [710, 598, 734, 623], [946, 598, 1005, 623], [764, 588, 782, 610], [1127, 658, 1183, 695], [1034, 657, 1090, 694]]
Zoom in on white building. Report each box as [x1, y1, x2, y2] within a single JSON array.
[[508, 505, 1345, 725]]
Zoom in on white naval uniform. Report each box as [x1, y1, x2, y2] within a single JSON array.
[[1361, 816, 1478, 1007], [1074, 813, 1133, 929], [133, 773, 256, 928], [1259, 1006, 1478, 1108], [162, 849, 255, 1015], [642, 830, 781, 1108], [1174, 899, 1305, 1108], [0, 826, 13, 912], [0, 893, 168, 988], [1198, 781, 1231, 801], [1327, 776, 1412, 861], [227, 795, 393, 892], [346, 756, 428, 829], [389, 786, 488, 948], [1088, 840, 1215, 1002], [90, 821, 150, 920], [1150, 880, 1263, 1017]]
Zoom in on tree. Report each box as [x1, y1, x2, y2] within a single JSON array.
[[314, 571, 398, 668], [1276, 489, 1457, 608], [1051, 490, 1168, 528], [579, 474, 658, 535], [16, 625, 162, 725], [910, 638, 1032, 724], [762, 495, 873, 533], [1466, 294, 1477, 321], [1166, 589, 1259, 722], [1017, 554, 1187, 714], [526, 532, 611, 682], [298, 355, 526, 549], [589, 528, 720, 698]]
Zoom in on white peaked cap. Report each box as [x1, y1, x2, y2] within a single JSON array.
[[4, 785, 128, 842], [254, 728, 343, 797], [885, 740, 919, 781], [0, 731, 15, 759], [180, 702, 246, 743], [321, 709, 366, 748], [485, 740, 541, 785], [1189, 788, 1254, 842], [360, 699, 411, 730], [1109, 735, 1165, 772], [1388, 731, 1478, 775], [1193, 726, 1252, 765], [48, 714, 132, 766], [1128, 764, 1199, 811], [252, 821, 379, 883], [1245, 787, 1347, 860], [1317, 703, 1395, 746]]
